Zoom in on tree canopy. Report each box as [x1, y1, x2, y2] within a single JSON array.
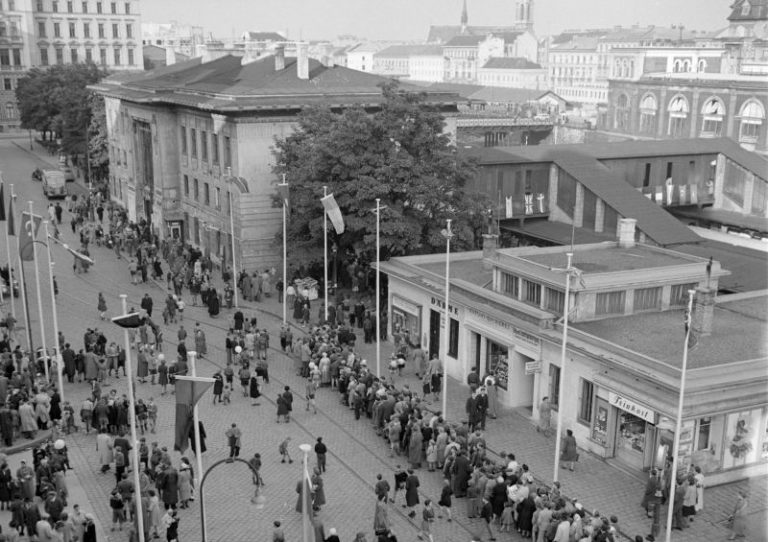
[[15, 63, 107, 154], [272, 82, 490, 265]]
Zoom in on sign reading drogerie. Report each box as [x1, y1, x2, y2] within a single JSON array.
[[608, 392, 655, 423]]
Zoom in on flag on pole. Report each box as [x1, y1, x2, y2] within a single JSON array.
[[277, 182, 290, 215], [321, 193, 345, 234], [19, 212, 42, 261], [111, 310, 148, 329], [0, 183, 5, 222], [684, 295, 698, 350], [173, 376, 215, 452]]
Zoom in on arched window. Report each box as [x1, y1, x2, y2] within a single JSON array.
[[667, 95, 689, 137], [682, 59, 691, 72], [698, 59, 708, 72], [639, 93, 658, 134], [701, 97, 726, 137], [615, 93, 630, 130], [739, 99, 765, 144], [673, 59, 682, 73]]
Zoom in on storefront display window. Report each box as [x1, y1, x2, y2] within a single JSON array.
[[723, 409, 760, 468], [592, 398, 609, 446], [392, 297, 420, 347], [487, 340, 508, 390], [617, 412, 647, 455]]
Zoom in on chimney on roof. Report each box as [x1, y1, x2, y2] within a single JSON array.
[[321, 54, 335, 68], [617, 218, 637, 249], [297, 41, 309, 79], [274, 45, 285, 71]]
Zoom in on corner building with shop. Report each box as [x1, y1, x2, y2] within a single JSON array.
[[380, 218, 768, 486]]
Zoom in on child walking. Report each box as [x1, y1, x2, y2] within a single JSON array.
[[417, 499, 435, 542], [438, 479, 453, 522], [279, 437, 294, 464], [500, 501, 514, 532]]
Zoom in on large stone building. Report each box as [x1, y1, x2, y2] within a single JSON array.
[[599, 1, 768, 155], [91, 48, 460, 270], [0, 0, 143, 132]]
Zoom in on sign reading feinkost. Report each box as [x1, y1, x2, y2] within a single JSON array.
[[608, 392, 655, 423]]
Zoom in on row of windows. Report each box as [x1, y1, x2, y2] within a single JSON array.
[[501, 271, 697, 316], [37, 21, 133, 39], [616, 93, 765, 141], [38, 45, 134, 66], [180, 126, 232, 168], [182, 174, 229, 214], [35, 1, 131, 14], [0, 21, 20, 38]]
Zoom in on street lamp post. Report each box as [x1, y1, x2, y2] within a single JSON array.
[[552, 252, 574, 484], [42, 221, 64, 401], [440, 220, 454, 420], [375, 198, 381, 378], [299, 443, 312, 542], [199, 458, 262, 542]]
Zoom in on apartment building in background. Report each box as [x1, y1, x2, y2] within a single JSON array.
[[0, 0, 142, 132]]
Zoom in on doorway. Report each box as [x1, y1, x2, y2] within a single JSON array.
[[429, 310, 441, 359]]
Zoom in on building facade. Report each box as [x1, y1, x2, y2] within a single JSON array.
[[92, 49, 460, 270], [0, 0, 142, 132], [381, 228, 768, 485], [477, 57, 546, 89]]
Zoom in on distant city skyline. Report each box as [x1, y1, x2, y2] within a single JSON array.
[[143, 0, 728, 41]]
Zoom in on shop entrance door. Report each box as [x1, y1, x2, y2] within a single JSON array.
[[429, 310, 441, 359]]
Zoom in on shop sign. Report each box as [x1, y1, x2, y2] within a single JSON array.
[[608, 392, 655, 423], [467, 308, 540, 348], [431, 296, 459, 316], [392, 296, 420, 316], [524, 360, 542, 375]]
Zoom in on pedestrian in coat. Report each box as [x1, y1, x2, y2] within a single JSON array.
[[559, 429, 578, 471], [97, 293, 107, 320], [178, 465, 192, 508], [249, 376, 261, 406], [408, 423, 423, 469], [225, 423, 241, 458], [19, 401, 37, 437], [311, 468, 326, 511], [728, 490, 749, 540], [405, 469, 420, 518], [157, 465, 179, 509]]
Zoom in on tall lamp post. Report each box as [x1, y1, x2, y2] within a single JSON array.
[[224, 169, 239, 308], [42, 222, 64, 401], [28, 202, 48, 381], [299, 443, 313, 542], [374, 198, 381, 378], [552, 252, 575, 483], [440, 220, 454, 420]]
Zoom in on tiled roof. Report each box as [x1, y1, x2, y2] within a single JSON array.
[[728, 0, 768, 21], [427, 25, 521, 43], [242, 31, 286, 41], [445, 35, 485, 46], [375, 45, 444, 58], [92, 54, 462, 111], [481, 57, 542, 70]]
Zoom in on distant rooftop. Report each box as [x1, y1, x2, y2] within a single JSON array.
[[415, 258, 492, 286], [481, 57, 542, 70], [517, 244, 696, 273], [574, 293, 768, 369], [375, 44, 444, 57]]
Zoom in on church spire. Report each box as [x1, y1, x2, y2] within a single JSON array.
[[461, 0, 468, 31]]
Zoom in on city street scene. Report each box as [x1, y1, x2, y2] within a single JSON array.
[[0, 1, 766, 542]]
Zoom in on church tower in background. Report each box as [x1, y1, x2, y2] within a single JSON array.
[[514, 0, 534, 31], [460, 0, 469, 34]]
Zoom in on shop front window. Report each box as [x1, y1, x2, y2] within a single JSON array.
[[578, 379, 594, 424], [617, 412, 647, 455], [696, 417, 711, 451], [486, 340, 508, 390], [592, 397, 609, 446], [549, 364, 560, 407]]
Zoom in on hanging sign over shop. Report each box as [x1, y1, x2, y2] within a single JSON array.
[[467, 308, 540, 348], [524, 360, 542, 375], [608, 392, 656, 424], [431, 297, 459, 316]]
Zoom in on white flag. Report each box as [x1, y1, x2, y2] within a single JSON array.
[[321, 193, 345, 234]]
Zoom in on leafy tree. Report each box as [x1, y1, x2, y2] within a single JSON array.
[[272, 82, 490, 265], [86, 95, 110, 182], [15, 63, 107, 153]]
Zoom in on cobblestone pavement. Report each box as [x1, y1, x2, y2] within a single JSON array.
[[2, 138, 766, 542]]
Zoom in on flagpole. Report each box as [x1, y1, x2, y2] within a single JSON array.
[[664, 289, 695, 542], [323, 185, 328, 324], [187, 351, 205, 497], [552, 252, 573, 483], [43, 221, 64, 403], [375, 198, 381, 379], [28, 201, 48, 381], [2, 181, 15, 319], [15, 244, 32, 353], [119, 294, 145, 542], [282, 175, 288, 325], [441, 219, 453, 420]]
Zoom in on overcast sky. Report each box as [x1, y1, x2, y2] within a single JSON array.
[[142, 0, 727, 41]]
